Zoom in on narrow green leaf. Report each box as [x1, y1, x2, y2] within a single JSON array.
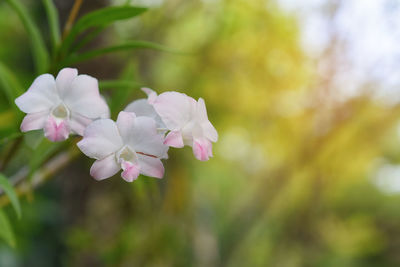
[[5, 0, 50, 74], [0, 61, 24, 113], [73, 6, 147, 32], [61, 41, 178, 66], [70, 25, 106, 53], [0, 210, 16, 247], [60, 6, 147, 56], [42, 0, 61, 54], [0, 175, 21, 219]]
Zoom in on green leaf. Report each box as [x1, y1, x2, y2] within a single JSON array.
[[73, 6, 147, 32], [5, 0, 50, 74], [42, 0, 61, 54], [61, 41, 178, 66], [60, 6, 147, 56], [70, 25, 107, 53], [0, 175, 21, 219], [0, 61, 24, 113], [0, 209, 16, 247]]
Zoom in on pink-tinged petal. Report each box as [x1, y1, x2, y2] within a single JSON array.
[[15, 74, 59, 113], [164, 130, 184, 148], [152, 92, 197, 130], [44, 116, 70, 142], [141, 87, 157, 104], [77, 119, 123, 160], [69, 112, 92, 136], [56, 68, 78, 97], [124, 116, 168, 158], [90, 154, 120, 181], [121, 161, 140, 182], [137, 155, 164, 178], [192, 138, 213, 161], [116, 111, 136, 144], [20, 111, 49, 132], [62, 74, 109, 119]]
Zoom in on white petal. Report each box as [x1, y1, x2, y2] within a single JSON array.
[[202, 121, 218, 142], [196, 98, 209, 122], [77, 119, 123, 160], [141, 87, 157, 104], [69, 112, 92, 136], [182, 123, 202, 145], [137, 155, 164, 178], [98, 96, 110, 119], [124, 116, 168, 158], [153, 92, 197, 130], [56, 68, 78, 97], [196, 98, 218, 142], [116, 111, 136, 144], [124, 99, 153, 119], [90, 154, 120, 180], [124, 99, 165, 128], [163, 130, 184, 148], [15, 74, 59, 113], [62, 74, 109, 119], [20, 111, 49, 132]]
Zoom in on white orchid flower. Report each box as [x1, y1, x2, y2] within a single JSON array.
[[152, 91, 218, 161], [77, 111, 169, 182], [15, 68, 109, 142], [124, 88, 218, 161]]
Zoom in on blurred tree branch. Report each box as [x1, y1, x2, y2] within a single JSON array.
[[0, 148, 79, 208]]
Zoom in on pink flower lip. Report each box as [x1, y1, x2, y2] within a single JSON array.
[[44, 116, 70, 142]]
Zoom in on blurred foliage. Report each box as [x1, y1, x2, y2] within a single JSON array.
[[1, 0, 400, 266]]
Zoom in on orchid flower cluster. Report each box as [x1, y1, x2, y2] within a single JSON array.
[[14, 68, 218, 182]]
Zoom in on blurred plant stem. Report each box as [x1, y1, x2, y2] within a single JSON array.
[[62, 0, 83, 40], [0, 147, 80, 208], [0, 137, 23, 172]]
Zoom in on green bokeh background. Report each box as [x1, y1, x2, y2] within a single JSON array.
[[1, 0, 400, 266]]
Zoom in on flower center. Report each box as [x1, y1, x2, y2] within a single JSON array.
[[116, 146, 137, 163], [52, 103, 69, 119]]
